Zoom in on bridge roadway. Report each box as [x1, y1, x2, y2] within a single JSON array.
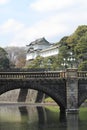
[[0, 68, 87, 113]]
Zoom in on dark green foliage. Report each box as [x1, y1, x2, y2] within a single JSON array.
[[58, 25, 87, 70], [78, 61, 87, 71], [27, 56, 44, 69], [0, 47, 10, 69], [74, 33, 87, 59], [27, 55, 60, 71]]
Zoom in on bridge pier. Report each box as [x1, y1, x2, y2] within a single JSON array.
[[66, 68, 79, 113]]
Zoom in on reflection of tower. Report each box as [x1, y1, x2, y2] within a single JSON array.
[[67, 113, 78, 130]]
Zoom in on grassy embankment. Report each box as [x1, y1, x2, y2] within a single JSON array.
[[45, 98, 87, 114]]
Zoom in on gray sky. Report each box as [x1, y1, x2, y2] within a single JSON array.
[[0, 0, 87, 47]]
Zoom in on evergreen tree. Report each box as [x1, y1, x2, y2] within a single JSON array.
[[0, 47, 10, 69]]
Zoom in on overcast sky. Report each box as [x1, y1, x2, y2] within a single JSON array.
[[0, 0, 87, 47]]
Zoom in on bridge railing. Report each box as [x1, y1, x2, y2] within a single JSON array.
[[78, 71, 87, 78], [0, 71, 66, 79], [1, 70, 87, 79]]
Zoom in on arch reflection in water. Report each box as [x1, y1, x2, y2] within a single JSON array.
[[0, 105, 80, 130]]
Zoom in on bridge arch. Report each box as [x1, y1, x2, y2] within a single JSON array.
[[0, 78, 66, 110]]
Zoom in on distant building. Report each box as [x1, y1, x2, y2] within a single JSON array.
[[26, 37, 59, 61]]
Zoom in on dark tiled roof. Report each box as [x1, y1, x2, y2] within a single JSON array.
[[27, 37, 50, 46]]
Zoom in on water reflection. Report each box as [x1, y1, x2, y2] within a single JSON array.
[[66, 113, 78, 130], [37, 106, 46, 125], [0, 104, 87, 130]]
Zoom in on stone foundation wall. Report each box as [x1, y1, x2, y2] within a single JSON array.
[[0, 89, 41, 103]]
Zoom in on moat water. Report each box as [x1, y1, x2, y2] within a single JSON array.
[[0, 104, 87, 130]]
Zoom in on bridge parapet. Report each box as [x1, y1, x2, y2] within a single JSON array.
[[78, 71, 87, 78], [0, 71, 66, 79]]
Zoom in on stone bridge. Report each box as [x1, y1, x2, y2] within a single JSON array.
[[0, 68, 87, 113]]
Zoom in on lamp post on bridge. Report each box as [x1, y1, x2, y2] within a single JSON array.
[[61, 58, 68, 70], [61, 52, 76, 70], [65, 51, 79, 113], [67, 52, 76, 68]]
